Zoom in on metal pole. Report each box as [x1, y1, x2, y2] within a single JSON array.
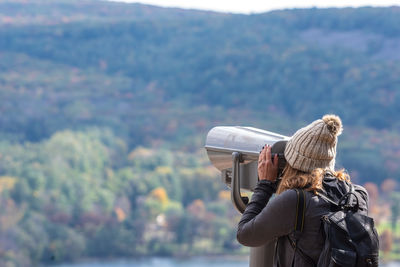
[[249, 241, 275, 267], [231, 152, 247, 213]]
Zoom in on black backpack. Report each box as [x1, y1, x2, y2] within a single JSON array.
[[294, 176, 379, 267]]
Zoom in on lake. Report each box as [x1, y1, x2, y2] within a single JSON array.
[[48, 257, 400, 267], [48, 257, 249, 267]]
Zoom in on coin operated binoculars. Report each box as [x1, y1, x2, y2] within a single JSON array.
[[205, 126, 289, 267]]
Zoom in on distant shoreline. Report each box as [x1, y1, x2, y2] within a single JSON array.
[[44, 255, 250, 267], [44, 256, 400, 267]]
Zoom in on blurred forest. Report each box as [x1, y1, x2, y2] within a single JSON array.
[[0, 0, 399, 265]]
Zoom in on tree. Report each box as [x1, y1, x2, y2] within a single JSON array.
[[363, 182, 379, 209], [382, 178, 397, 195], [390, 193, 400, 231]]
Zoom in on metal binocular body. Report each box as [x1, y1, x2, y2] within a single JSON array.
[[205, 126, 289, 213]]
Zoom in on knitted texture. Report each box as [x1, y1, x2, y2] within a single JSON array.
[[284, 115, 343, 173]]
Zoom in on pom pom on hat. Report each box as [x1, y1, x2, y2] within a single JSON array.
[[322, 114, 343, 136]]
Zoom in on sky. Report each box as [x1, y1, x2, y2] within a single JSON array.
[[111, 0, 400, 13]]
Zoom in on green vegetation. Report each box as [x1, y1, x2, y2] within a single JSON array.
[[0, 129, 244, 266], [0, 1, 399, 184], [0, 0, 399, 265]]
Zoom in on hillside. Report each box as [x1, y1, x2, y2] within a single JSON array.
[[0, 0, 225, 25], [0, 2, 400, 265], [0, 1, 399, 183]]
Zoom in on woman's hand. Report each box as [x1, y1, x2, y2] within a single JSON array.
[[258, 145, 279, 181]]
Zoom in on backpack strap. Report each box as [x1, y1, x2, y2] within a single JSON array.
[[290, 189, 316, 267], [274, 189, 306, 267], [317, 190, 339, 207], [294, 189, 306, 234], [319, 183, 360, 211], [338, 184, 360, 211]]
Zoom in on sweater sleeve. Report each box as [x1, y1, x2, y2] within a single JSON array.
[[237, 182, 298, 247], [354, 184, 369, 214]]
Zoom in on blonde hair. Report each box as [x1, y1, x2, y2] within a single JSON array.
[[276, 164, 350, 195]]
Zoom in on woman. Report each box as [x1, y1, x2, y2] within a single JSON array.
[[236, 114, 369, 266]]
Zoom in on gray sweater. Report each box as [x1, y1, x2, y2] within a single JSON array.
[[236, 179, 369, 266]]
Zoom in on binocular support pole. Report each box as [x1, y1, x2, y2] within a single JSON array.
[[232, 152, 247, 213], [231, 152, 274, 267]]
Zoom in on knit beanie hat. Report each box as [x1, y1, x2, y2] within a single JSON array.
[[284, 114, 343, 173]]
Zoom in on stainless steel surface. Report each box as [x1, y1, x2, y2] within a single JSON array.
[[249, 241, 276, 267], [205, 126, 289, 171], [231, 152, 247, 214], [205, 126, 289, 191]]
